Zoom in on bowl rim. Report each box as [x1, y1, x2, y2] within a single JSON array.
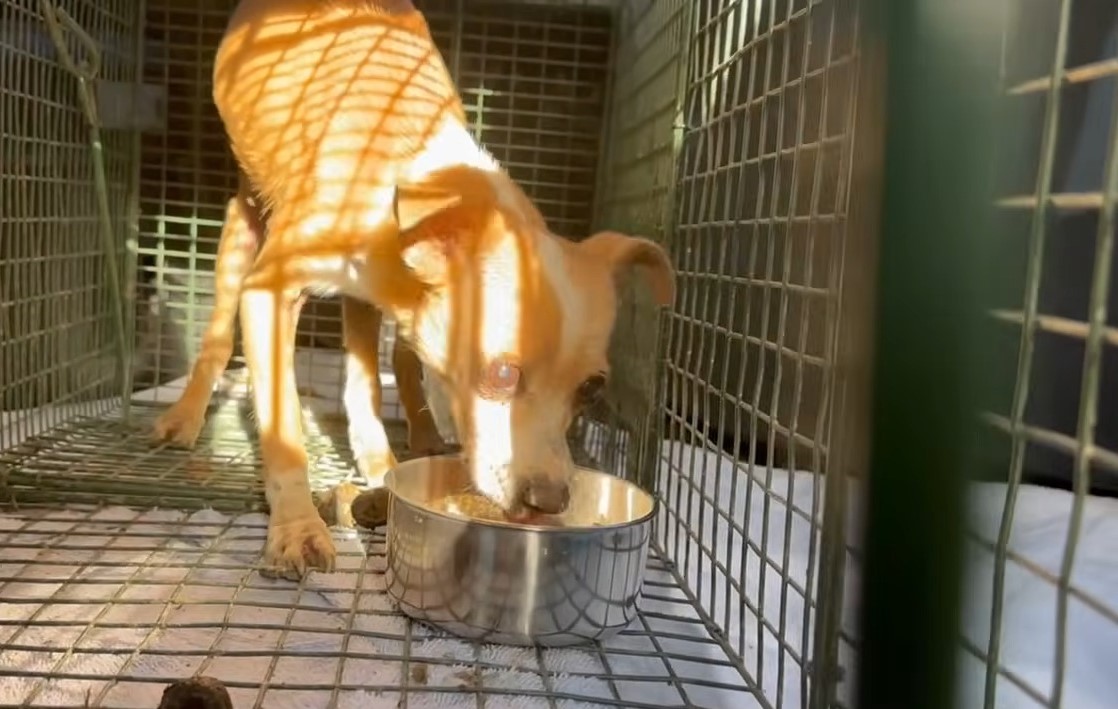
[[384, 455, 659, 533]]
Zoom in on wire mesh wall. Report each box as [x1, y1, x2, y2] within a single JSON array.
[[0, 0, 140, 445], [583, 0, 690, 484], [590, 0, 866, 705], [959, 0, 1118, 706]]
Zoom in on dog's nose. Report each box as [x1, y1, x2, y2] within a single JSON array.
[[520, 477, 570, 514]]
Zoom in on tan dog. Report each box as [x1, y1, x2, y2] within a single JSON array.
[[156, 0, 675, 577], [152, 169, 447, 465]]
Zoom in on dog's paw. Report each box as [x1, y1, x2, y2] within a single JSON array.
[[152, 405, 205, 448], [262, 515, 336, 579]]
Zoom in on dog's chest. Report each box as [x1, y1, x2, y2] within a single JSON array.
[[300, 254, 375, 300]]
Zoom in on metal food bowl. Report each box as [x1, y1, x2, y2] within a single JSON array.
[[383, 455, 656, 647]]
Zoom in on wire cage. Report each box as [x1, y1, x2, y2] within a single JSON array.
[[0, 0, 1116, 708]]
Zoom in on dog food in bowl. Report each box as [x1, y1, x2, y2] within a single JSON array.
[[429, 491, 509, 523], [429, 490, 608, 527]]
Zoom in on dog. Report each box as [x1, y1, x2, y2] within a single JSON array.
[[154, 0, 675, 577], [150, 169, 447, 460]]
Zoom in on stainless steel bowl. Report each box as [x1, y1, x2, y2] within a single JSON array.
[[383, 455, 656, 646]]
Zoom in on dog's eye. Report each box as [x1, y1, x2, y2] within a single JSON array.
[[575, 374, 607, 407], [479, 359, 521, 400]]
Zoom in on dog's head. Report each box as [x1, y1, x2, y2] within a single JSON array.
[[393, 165, 674, 517]]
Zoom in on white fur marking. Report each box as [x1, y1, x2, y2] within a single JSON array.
[[403, 120, 499, 181], [479, 235, 522, 359], [471, 398, 514, 504], [289, 254, 371, 300], [468, 233, 524, 505]]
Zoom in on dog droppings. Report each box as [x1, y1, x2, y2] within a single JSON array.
[[351, 487, 391, 528], [316, 484, 389, 529], [157, 675, 233, 709]]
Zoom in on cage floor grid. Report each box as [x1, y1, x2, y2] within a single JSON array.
[[0, 404, 755, 708], [1, 400, 407, 513]]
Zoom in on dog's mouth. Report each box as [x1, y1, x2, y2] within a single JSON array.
[[447, 453, 567, 521], [503, 494, 561, 524]]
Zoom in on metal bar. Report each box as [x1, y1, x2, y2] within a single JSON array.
[[811, 0, 881, 705], [988, 308, 1118, 348], [587, 1, 620, 237], [1050, 43, 1118, 709], [981, 411, 1118, 473], [121, 0, 149, 420], [855, 1, 1004, 708], [1008, 57, 1118, 96], [742, 0, 787, 688], [638, 0, 690, 498], [982, 0, 1074, 703]]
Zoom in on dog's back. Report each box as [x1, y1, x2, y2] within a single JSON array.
[[213, 0, 467, 211]]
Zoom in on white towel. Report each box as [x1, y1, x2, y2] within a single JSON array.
[[0, 506, 750, 708]]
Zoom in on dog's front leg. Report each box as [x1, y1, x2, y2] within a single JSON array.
[[340, 297, 397, 485], [240, 284, 335, 577]]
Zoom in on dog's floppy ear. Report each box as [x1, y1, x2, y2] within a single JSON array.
[[581, 230, 676, 307], [392, 178, 464, 285], [393, 180, 463, 233], [394, 166, 497, 286]]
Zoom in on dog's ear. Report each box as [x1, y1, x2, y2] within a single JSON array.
[[394, 167, 498, 286], [392, 179, 464, 285], [580, 231, 676, 307], [393, 180, 463, 233]]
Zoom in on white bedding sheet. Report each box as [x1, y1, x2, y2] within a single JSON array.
[[655, 441, 1118, 709]]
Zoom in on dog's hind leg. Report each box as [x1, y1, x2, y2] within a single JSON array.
[[153, 174, 264, 447], [391, 337, 446, 456]]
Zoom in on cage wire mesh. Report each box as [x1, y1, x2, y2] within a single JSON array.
[[2, 0, 1118, 707], [0, 0, 139, 442], [958, 0, 1118, 707], [589, 0, 867, 705]]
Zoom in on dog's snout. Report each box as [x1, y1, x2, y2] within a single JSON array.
[[520, 476, 570, 515]]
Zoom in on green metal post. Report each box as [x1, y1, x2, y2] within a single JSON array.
[[855, 0, 1006, 707]]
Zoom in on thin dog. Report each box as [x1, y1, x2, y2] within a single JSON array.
[[156, 0, 675, 577]]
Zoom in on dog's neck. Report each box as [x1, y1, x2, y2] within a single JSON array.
[[371, 118, 516, 336], [402, 119, 501, 183]]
